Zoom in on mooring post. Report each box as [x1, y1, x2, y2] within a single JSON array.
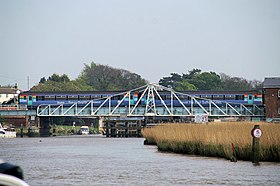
[[251, 125, 262, 165], [20, 124, 23, 138], [105, 121, 110, 137], [53, 124, 56, 136], [28, 127, 31, 137]]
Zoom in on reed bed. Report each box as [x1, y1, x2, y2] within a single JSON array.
[[142, 122, 280, 162]]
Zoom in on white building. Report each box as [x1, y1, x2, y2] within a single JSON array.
[[0, 87, 20, 104]]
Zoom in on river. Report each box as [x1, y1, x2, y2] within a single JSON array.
[[1, 135, 279, 186]]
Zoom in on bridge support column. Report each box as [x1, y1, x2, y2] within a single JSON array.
[[39, 117, 50, 137]]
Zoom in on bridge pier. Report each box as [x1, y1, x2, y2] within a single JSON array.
[[103, 118, 143, 137], [39, 117, 51, 137]]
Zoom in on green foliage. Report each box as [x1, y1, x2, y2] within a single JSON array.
[[189, 71, 222, 90], [159, 69, 222, 90], [175, 80, 197, 91], [48, 73, 70, 83], [31, 80, 93, 91], [159, 73, 183, 89], [30, 63, 263, 91], [77, 62, 148, 90], [159, 68, 262, 91]]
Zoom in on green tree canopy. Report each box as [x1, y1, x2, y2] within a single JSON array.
[[175, 80, 197, 91], [77, 62, 148, 90], [159, 73, 183, 89], [31, 73, 92, 91], [189, 71, 222, 90]]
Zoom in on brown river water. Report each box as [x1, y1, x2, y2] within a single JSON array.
[[1, 135, 279, 186]]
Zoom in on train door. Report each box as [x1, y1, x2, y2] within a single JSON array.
[[27, 95, 33, 106], [247, 94, 253, 104]]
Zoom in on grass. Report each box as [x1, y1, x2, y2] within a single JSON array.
[[142, 122, 280, 162]]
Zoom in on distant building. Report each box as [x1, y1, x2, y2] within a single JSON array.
[[0, 87, 20, 104], [263, 77, 280, 121]]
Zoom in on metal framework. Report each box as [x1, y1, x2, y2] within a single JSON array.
[[37, 83, 265, 117]]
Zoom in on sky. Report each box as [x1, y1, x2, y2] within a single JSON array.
[[0, 0, 279, 90]]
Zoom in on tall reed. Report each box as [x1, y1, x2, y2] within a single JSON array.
[[142, 122, 280, 161]]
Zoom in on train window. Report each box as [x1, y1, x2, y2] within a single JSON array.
[[213, 95, 224, 100], [45, 95, 55, 100], [24, 96, 27, 100], [160, 95, 166, 100], [79, 95, 90, 100], [225, 95, 235, 100], [201, 95, 212, 99], [165, 95, 171, 100], [235, 95, 244, 100], [56, 95, 67, 100], [68, 95, 78, 100], [36, 96, 44, 101], [91, 95, 101, 99]]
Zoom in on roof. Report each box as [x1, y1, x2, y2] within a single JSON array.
[[263, 77, 280, 89], [0, 87, 18, 94]]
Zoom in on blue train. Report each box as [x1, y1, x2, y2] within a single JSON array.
[[19, 90, 263, 108]]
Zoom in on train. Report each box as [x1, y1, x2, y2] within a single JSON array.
[[19, 89, 263, 108]]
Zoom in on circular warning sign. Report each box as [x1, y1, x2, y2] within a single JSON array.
[[252, 128, 262, 138]]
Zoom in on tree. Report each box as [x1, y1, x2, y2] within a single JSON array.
[[48, 74, 70, 83], [220, 73, 258, 90], [190, 72, 222, 90], [174, 80, 197, 91], [182, 68, 201, 79], [39, 77, 46, 84], [77, 62, 147, 90], [159, 73, 182, 88]]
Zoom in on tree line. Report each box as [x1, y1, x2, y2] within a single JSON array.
[[31, 62, 147, 91], [159, 69, 263, 91], [30, 62, 263, 91]]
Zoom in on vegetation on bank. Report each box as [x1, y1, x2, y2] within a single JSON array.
[[142, 122, 280, 162], [15, 125, 100, 137], [51, 125, 99, 136]]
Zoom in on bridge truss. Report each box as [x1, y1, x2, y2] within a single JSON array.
[[37, 83, 264, 118]]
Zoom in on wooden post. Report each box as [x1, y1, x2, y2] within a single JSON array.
[[105, 121, 109, 137], [28, 127, 31, 137], [20, 124, 23, 138], [251, 125, 262, 165], [125, 122, 129, 138], [52, 124, 56, 136]]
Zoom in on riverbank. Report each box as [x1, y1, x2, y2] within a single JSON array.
[[15, 125, 99, 137], [142, 122, 280, 162]]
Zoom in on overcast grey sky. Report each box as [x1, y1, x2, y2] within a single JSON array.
[[0, 0, 279, 90]]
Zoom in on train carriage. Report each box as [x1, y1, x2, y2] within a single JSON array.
[[19, 89, 263, 108]]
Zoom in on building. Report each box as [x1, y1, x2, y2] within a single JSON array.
[[0, 87, 20, 104], [263, 77, 280, 121]]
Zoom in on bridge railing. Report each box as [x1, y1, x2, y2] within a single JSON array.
[[0, 105, 27, 111]]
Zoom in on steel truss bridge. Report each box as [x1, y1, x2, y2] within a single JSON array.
[[37, 83, 264, 118]]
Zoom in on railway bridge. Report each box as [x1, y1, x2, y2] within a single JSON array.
[[36, 83, 264, 118]]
